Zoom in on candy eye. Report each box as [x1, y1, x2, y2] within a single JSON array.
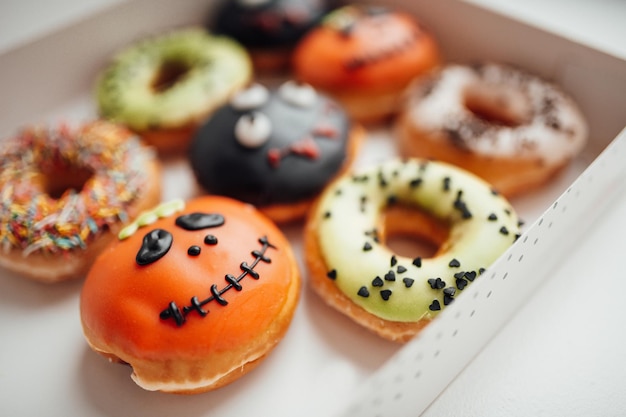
[[235, 112, 272, 148], [230, 83, 269, 111], [279, 81, 317, 108]]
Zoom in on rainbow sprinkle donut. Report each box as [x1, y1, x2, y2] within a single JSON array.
[[0, 121, 161, 283]]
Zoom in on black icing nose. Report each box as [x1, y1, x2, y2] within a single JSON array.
[[136, 229, 173, 266]]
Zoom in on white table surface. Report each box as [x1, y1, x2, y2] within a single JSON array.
[[1, 1, 625, 417]]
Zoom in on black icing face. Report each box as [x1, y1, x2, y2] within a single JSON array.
[[132, 210, 277, 327], [189, 81, 351, 207]]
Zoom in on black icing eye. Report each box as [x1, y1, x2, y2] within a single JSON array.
[[175, 213, 225, 230], [230, 83, 269, 110], [235, 112, 272, 148], [136, 229, 173, 266], [278, 80, 317, 108]]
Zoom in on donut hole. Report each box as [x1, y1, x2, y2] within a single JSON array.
[[41, 164, 94, 199], [463, 85, 531, 126], [379, 205, 449, 259], [151, 60, 191, 93]]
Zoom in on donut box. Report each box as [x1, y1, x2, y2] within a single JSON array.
[[1, 0, 625, 416]]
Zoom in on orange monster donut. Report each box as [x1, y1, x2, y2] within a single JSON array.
[[80, 196, 301, 393], [0, 121, 161, 283], [292, 5, 440, 123]]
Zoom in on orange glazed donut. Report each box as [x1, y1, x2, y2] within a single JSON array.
[[292, 5, 440, 123], [0, 121, 161, 283], [80, 196, 301, 393], [397, 63, 589, 197]]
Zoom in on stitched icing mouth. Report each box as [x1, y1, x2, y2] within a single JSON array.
[[159, 236, 276, 326]]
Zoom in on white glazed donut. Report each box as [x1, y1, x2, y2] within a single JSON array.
[[304, 158, 521, 342], [397, 62, 588, 197]]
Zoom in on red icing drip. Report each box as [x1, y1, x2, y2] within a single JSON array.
[[267, 148, 282, 168], [312, 125, 339, 139], [290, 136, 320, 159]]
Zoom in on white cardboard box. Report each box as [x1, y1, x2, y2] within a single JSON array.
[[0, 1, 625, 416]]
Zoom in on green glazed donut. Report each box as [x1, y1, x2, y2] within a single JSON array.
[[96, 28, 252, 153], [305, 158, 521, 341]]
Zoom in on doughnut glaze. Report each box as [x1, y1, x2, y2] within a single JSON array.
[[189, 81, 363, 222], [81, 196, 300, 393], [305, 158, 521, 341], [398, 63, 588, 196]]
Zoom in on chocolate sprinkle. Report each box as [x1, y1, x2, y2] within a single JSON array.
[[449, 258, 461, 268], [390, 255, 398, 267], [500, 226, 510, 235], [327, 269, 337, 280], [488, 213, 498, 221], [428, 277, 446, 289], [397, 265, 407, 274], [380, 289, 392, 301], [384, 270, 396, 281], [352, 174, 369, 183], [358, 286, 370, 298], [360, 195, 368, 213], [409, 178, 423, 188], [454, 191, 473, 219], [443, 177, 451, 191], [363, 242, 373, 251], [429, 300, 441, 311], [412, 257, 422, 267], [372, 276, 384, 287], [378, 171, 388, 188], [443, 287, 456, 297], [403, 277, 415, 288], [456, 278, 468, 290]]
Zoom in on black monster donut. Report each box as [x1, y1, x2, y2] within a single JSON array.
[[188, 80, 364, 222], [211, 0, 330, 72]]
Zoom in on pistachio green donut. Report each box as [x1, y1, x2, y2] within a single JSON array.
[[312, 158, 521, 323], [96, 28, 252, 132]]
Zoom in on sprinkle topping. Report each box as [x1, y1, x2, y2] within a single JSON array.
[[0, 121, 155, 255]]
